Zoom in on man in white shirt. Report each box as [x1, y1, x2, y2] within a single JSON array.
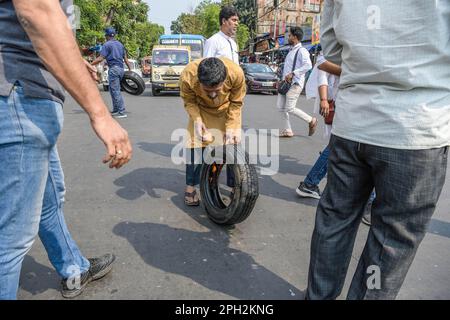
[[203, 6, 239, 65], [277, 27, 316, 137], [306, 0, 450, 300]]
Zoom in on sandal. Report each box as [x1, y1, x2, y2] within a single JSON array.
[[184, 190, 200, 206], [280, 129, 294, 138], [308, 118, 318, 136]]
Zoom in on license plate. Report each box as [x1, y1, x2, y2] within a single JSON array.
[[165, 83, 178, 88], [262, 82, 273, 87]]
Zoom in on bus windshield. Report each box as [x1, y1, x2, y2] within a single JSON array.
[[153, 50, 189, 66], [159, 35, 205, 60]]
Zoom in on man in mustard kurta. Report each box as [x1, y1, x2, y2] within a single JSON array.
[[180, 57, 246, 206]]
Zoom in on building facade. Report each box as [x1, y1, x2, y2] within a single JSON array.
[[256, 0, 322, 38]]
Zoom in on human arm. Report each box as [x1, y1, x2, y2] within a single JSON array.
[[124, 51, 132, 71], [13, 0, 132, 168], [321, 0, 343, 65], [180, 75, 213, 142], [224, 68, 246, 144], [319, 85, 330, 118], [318, 61, 342, 76]]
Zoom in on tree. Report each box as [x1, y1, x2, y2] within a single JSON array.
[[170, 0, 254, 49], [170, 13, 203, 35], [74, 0, 164, 58]]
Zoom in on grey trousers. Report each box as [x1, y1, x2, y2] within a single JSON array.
[[306, 135, 448, 300]]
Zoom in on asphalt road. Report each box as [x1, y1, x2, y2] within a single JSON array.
[[18, 85, 450, 300]]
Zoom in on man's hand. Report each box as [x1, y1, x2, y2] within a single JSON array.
[[224, 129, 241, 145], [285, 73, 294, 83], [83, 59, 98, 82], [12, 0, 133, 169], [320, 100, 330, 118], [194, 121, 213, 143], [90, 114, 132, 169]]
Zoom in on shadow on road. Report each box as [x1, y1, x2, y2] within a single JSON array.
[[133, 142, 318, 207], [428, 219, 450, 239], [113, 220, 303, 299], [19, 256, 59, 296]]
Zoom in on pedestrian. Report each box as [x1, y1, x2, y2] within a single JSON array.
[[203, 6, 239, 65], [277, 27, 317, 138], [306, 0, 449, 300], [0, 0, 132, 300], [91, 27, 132, 119], [296, 53, 341, 199], [203, 5, 241, 189], [180, 58, 245, 206]]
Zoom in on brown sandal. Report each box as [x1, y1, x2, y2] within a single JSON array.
[[185, 190, 200, 206], [308, 118, 318, 136]]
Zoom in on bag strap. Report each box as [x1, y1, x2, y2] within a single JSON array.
[[291, 48, 301, 73]]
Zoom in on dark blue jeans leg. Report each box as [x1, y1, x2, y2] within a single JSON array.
[[304, 145, 330, 187], [108, 66, 125, 114], [186, 148, 203, 186]]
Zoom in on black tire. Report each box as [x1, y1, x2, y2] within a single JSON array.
[[200, 145, 259, 225], [121, 71, 145, 96], [152, 86, 160, 96]]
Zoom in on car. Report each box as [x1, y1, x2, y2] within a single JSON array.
[[241, 63, 279, 94]]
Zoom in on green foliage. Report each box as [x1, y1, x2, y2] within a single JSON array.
[[236, 24, 250, 51], [170, 13, 203, 35], [170, 0, 255, 50], [74, 0, 164, 58]]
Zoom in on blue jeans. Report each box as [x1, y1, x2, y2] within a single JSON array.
[[0, 85, 89, 300], [108, 66, 125, 113], [306, 135, 448, 300], [304, 146, 330, 187]]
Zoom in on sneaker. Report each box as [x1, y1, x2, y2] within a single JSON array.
[[61, 253, 116, 298], [296, 182, 321, 200], [113, 112, 128, 119], [110, 111, 119, 116]]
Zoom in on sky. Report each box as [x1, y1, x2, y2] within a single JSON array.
[[145, 0, 206, 34]]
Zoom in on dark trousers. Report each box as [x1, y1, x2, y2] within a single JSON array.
[[306, 135, 448, 300], [186, 148, 235, 187]]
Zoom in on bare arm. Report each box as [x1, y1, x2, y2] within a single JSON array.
[[318, 61, 342, 76], [124, 52, 132, 71], [318, 85, 330, 118], [13, 0, 132, 168], [91, 55, 105, 66]]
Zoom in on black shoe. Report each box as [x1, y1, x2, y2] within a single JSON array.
[[296, 182, 321, 200], [61, 253, 116, 298]]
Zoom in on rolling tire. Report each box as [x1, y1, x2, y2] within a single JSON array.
[[200, 145, 259, 226], [121, 71, 145, 95]]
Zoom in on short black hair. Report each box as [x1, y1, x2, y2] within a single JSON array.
[[219, 6, 239, 25], [289, 27, 304, 42], [198, 58, 227, 87]]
